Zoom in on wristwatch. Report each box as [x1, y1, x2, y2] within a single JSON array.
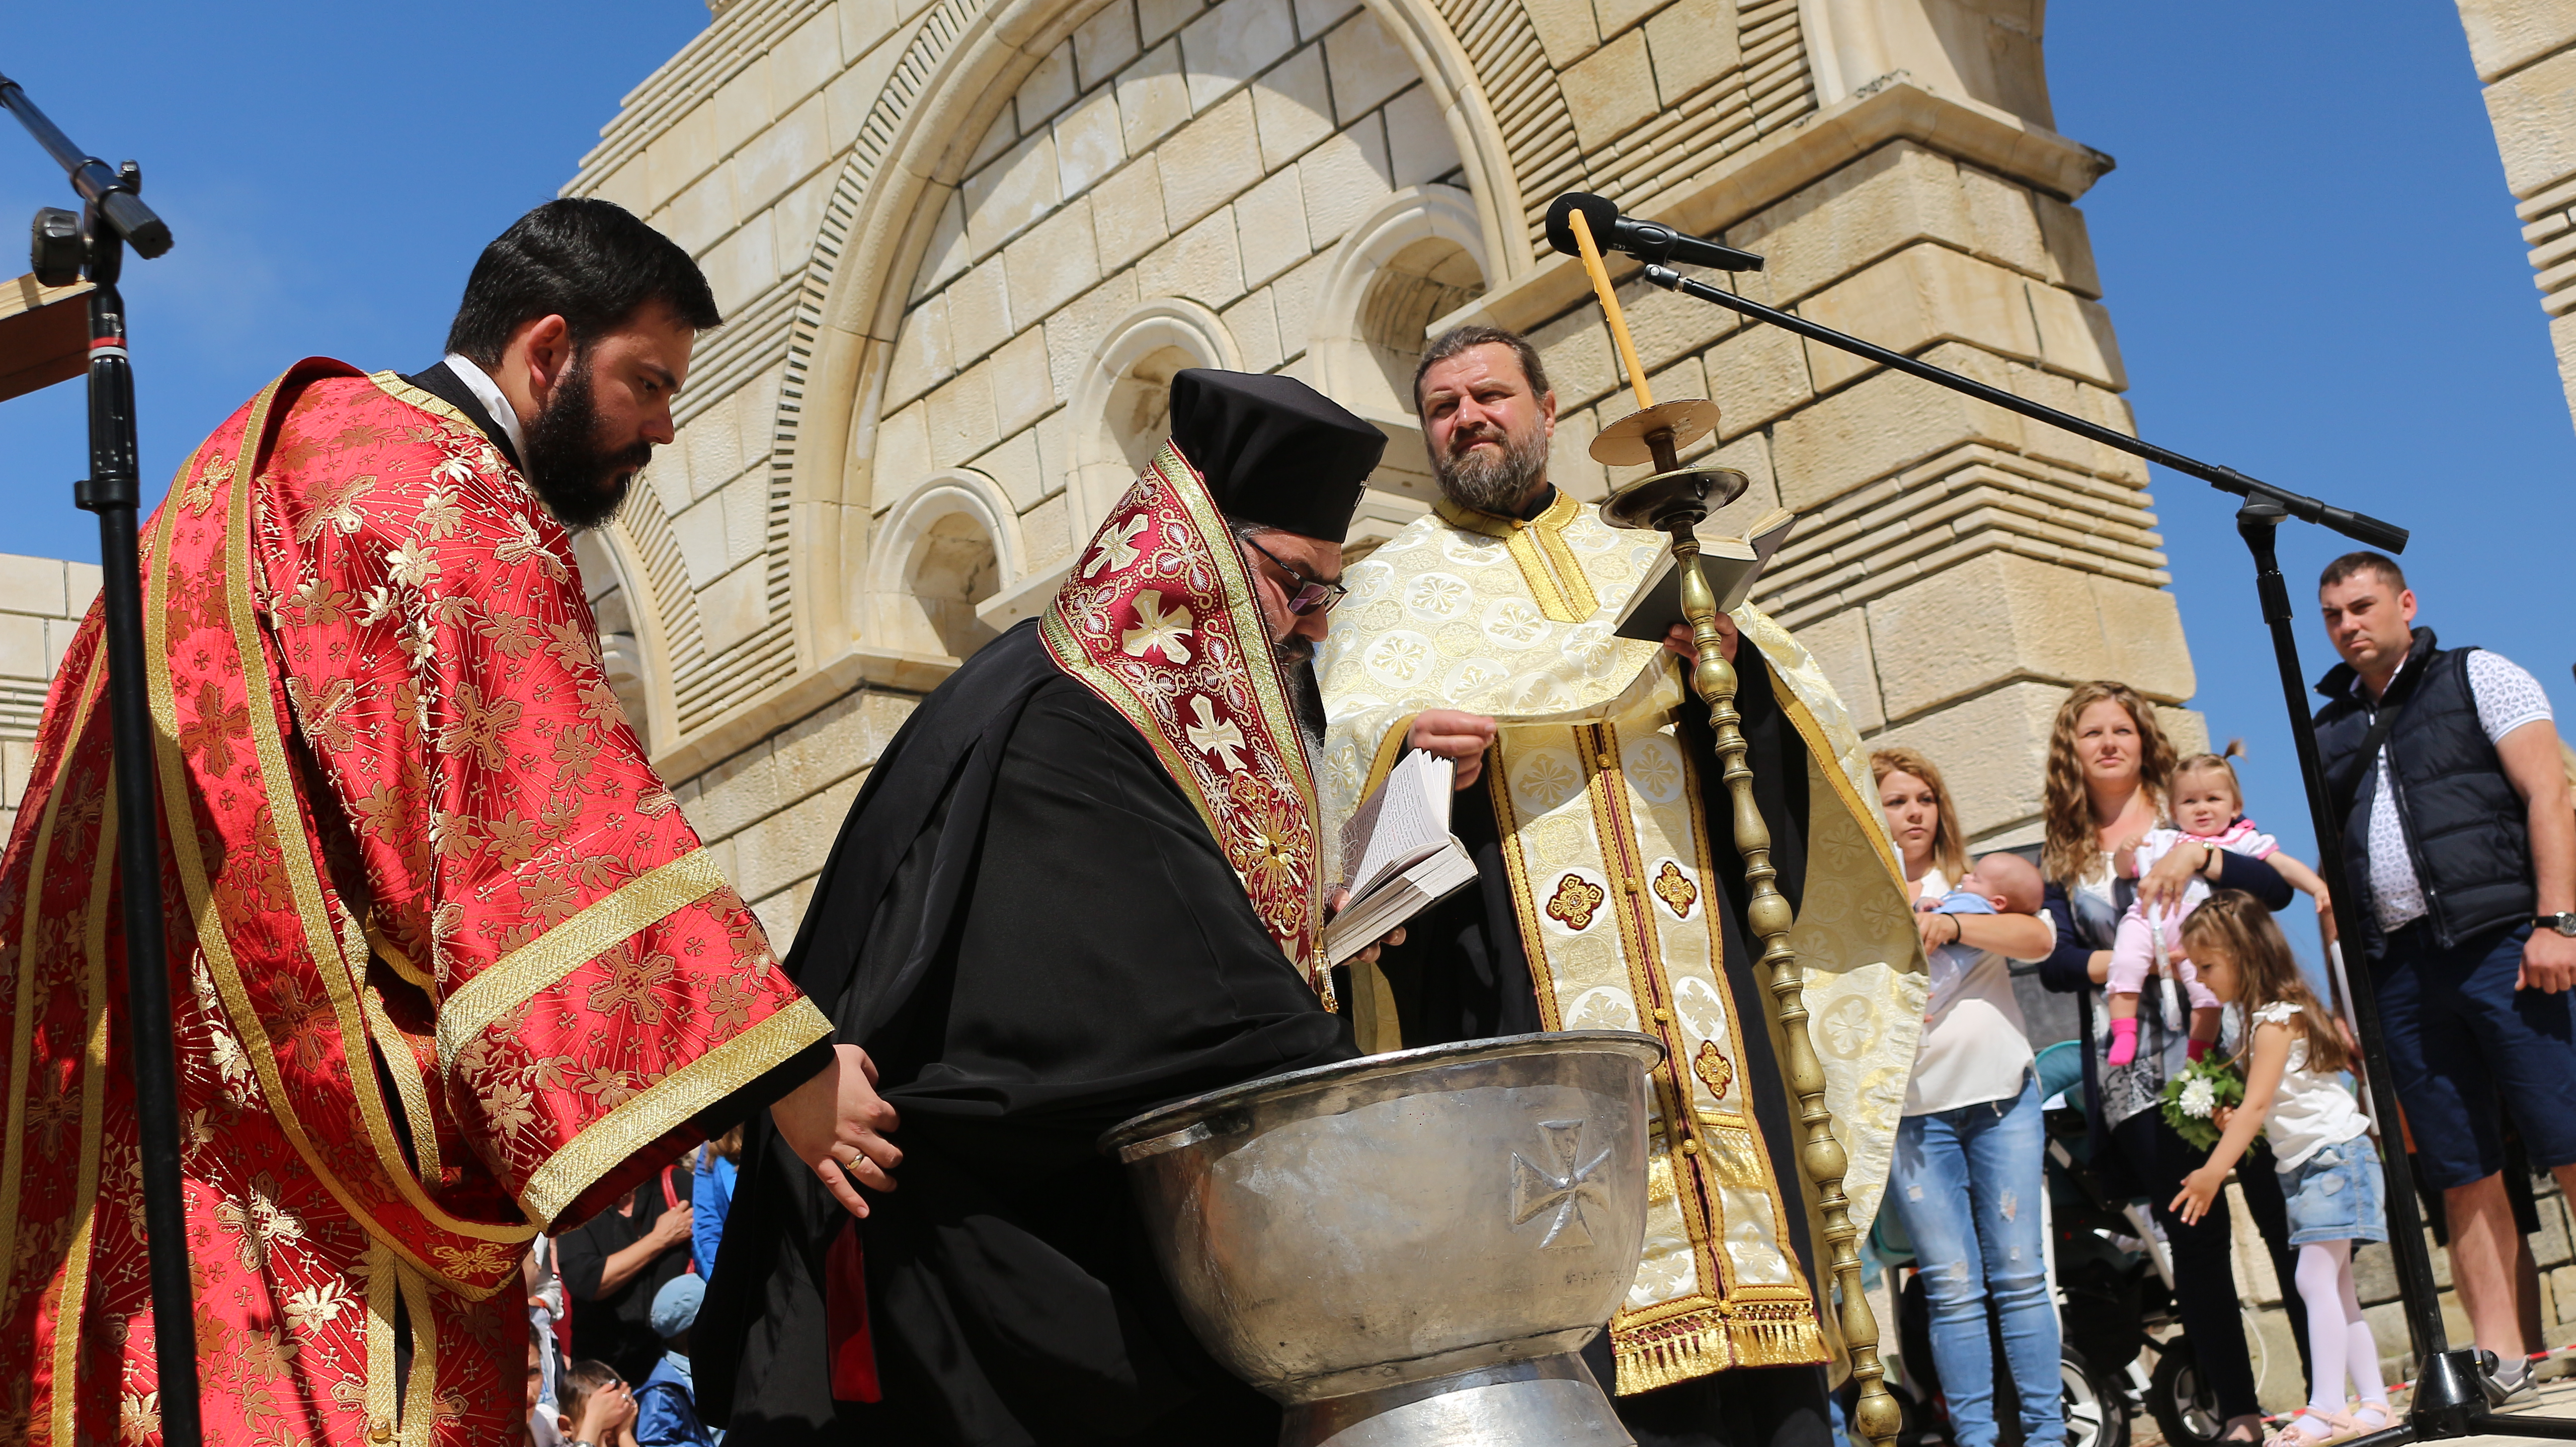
[[2536, 912, 2576, 937]]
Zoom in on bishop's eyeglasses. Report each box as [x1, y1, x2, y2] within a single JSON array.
[[1238, 532, 1349, 617]]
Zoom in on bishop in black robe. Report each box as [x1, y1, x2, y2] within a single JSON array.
[[697, 370, 1390, 1446]]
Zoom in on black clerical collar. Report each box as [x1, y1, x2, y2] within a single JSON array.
[[402, 358, 525, 473], [1510, 484, 1557, 521]]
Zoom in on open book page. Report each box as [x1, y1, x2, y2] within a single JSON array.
[[1611, 506, 1796, 642], [1338, 748, 1455, 902], [1325, 839, 1478, 965]]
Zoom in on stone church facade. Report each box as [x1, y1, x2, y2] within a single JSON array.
[[2455, 0, 2576, 429], [558, 0, 2196, 947]]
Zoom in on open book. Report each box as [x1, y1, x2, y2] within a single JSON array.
[[1611, 506, 1797, 642], [1324, 749, 1479, 965]]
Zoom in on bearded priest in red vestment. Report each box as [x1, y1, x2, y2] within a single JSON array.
[[0, 200, 899, 1446]]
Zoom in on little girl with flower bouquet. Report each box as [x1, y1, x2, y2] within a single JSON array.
[[2167, 891, 2391, 1447]]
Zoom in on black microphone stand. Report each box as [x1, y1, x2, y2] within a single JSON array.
[[0, 74, 203, 1447], [1606, 237, 2560, 1443]]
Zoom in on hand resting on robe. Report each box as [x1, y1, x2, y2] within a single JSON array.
[[769, 1043, 903, 1218]]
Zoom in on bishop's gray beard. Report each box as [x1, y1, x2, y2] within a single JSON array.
[[1285, 653, 1327, 756], [1432, 421, 1550, 515]]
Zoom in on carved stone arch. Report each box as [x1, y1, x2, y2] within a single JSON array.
[[764, 0, 1526, 671], [864, 472, 1026, 660], [572, 525, 680, 756]]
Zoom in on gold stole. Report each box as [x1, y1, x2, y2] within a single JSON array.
[[1485, 662, 1827, 1390]]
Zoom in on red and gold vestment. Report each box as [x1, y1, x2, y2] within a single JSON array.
[[0, 360, 830, 1444]]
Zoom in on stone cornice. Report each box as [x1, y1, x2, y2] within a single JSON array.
[[650, 641, 959, 783], [1435, 79, 2113, 336]]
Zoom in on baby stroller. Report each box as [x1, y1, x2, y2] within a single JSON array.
[[1861, 1042, 2234, 1447]]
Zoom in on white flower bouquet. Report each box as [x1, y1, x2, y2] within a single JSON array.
[[2158, 1054, 2245, 1151]]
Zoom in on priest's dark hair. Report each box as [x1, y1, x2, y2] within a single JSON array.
[[1411, 324, 1551, 415], [444, 198, 724, 367]]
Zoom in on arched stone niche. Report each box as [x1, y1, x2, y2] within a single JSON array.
[[863, 473, 1026, 658], [1070, 301, 1243, 532], [781, 0, 1518, 669], [1305, 183, 1486, 549]]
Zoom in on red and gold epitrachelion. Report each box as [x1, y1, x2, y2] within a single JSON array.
[[1041, 442, 1332, 1007]]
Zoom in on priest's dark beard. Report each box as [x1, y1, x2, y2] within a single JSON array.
[[1432, 419, 1550, 515], [522, 354, 652, 531]]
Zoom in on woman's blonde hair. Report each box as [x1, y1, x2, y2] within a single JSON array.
[[1870, 746, 1968, 883], [2040, 680, 2179, 885], [2181, 890, 2356, 1077]]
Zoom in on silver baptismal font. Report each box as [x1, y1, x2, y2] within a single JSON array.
[[1104, 1030, 1665, 1447]]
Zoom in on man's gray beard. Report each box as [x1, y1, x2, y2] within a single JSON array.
[[1282, 647, 1327, 755], [1433, 424, 1550, 514]]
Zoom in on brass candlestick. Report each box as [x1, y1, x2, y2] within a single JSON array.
[[1565, 208, 1900, 1447]]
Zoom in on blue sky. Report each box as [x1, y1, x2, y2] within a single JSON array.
[[2, 3, 2567, 899], [0, 3, 704, 549]]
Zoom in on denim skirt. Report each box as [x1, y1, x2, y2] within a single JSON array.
[[2278, 1138, 2389, 1246]]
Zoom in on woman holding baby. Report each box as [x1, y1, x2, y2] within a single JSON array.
[[1872, 746, 2062, 1447], [2034, 680, 2317, 1443]]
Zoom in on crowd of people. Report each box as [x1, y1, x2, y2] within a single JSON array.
[[523, 1132, 743, 1445], [1861, 551, 2574, 1447]]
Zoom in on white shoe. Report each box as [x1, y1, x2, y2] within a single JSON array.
[[2479, 1350, 2535, 1409]]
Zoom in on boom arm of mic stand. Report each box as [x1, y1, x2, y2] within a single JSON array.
[[0, 74, 173, 256], [1636, 263, 2409, 553]]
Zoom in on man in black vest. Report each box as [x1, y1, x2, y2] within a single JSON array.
[[2311, 550, 2576, 1405]]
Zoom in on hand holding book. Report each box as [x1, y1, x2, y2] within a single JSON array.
[[1324, 749, 1480, 966]]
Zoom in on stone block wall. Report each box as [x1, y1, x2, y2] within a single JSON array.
[[2456, 0, 2576, 430], [558, 1, 2216, 929], [666, 687, 921, 945], [1490, 128, 2202, 851], [0, 552, 100, 843]]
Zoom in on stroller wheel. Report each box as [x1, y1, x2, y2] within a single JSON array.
[[2147, 1338, 2229, 1447], [2060, 1345, 2129, 1447]]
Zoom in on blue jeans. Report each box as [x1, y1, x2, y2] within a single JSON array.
[[1892, 1073, 2063, 1447]]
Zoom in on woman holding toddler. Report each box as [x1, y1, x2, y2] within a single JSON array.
[[2033, 680, 2318, 1443], [1873, 746, 2062, 1447]]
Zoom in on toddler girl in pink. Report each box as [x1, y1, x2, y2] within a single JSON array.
[[2105, 749, 2333, 1067]]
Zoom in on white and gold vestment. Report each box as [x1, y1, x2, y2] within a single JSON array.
[[1318, 491, 1926, 1392]]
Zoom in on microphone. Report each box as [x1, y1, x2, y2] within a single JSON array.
[[1545, 193, 1763, 273]]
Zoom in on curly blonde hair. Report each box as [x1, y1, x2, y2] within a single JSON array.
[[1870, 747, 1968, 884], [2040, 680, 2178, 886]]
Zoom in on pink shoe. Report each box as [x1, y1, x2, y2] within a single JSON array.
[[2270, 1410, 2350, 1446], [2107, 1018, 2139, 1068]]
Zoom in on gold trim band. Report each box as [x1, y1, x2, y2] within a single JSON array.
[[518, 1000, 829, 1228], [435, 849, 730, 1069], [0, 649, 106, 1312]]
